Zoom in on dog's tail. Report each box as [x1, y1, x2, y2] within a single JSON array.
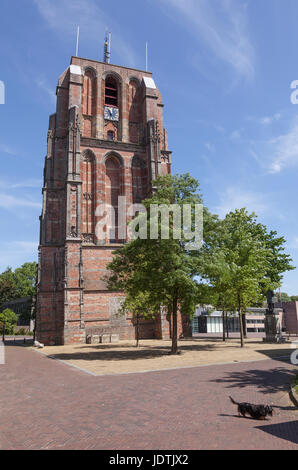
[[229, 396, 238, 405]]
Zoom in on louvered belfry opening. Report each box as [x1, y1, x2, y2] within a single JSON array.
[[105, 77, 118, 107]]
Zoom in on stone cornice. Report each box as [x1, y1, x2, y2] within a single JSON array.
[[81, 137, 146, 153]]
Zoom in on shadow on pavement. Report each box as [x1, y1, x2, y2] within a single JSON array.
[[256, 348, 293, 363], [46, 342, 220, 362], [210, 367, 297, 395], [256, 420, 298, 445]]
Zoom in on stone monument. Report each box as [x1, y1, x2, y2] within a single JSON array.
[[263, 290, 285, 343]]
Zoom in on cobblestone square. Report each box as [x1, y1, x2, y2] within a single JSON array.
[[0, 342, 297, 450]]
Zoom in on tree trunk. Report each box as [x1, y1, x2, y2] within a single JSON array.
[[136, 314, 140, 348], [243, 314, 247, 339], [226, 313, 229, 339], [171, 293, 179, 355], [238, 293, 244, 348], [222, 308, 226, 342]]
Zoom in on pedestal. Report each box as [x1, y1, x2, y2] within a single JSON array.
[[263, 314, 285, 343]]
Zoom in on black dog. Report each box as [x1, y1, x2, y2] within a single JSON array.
[[230, 396, 273, 420]]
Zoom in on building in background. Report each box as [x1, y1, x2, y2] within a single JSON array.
[[276, 301, 298, 335], [192, 306, 284, 335]]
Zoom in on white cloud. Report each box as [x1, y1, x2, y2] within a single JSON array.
[[230, 129, 243, 141], [0, 241, 38, 272], [0, 179, 42, 190], [197, 120, 226, 134], [246, 115, 298, 174], [0, 143, 17, 156], [204, 142, 215, 152], [214, 186, 267, 218], [34, 0, 137, 67], [250, 149, 263, 166], [160, 0, 255, 80], [36, 77, 56, 104], [259, 113, 281, 126], [14, 241, 38, 251], [268, 120, 298, 174], [0, 194, 41, 210], [214, 124, 225, 134]]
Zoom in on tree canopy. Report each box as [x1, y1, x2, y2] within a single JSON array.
[[107, 174, 211, 354], [198, 209, 294, 346], [107, 176, 294, 351], [0, 262, 37, 306], [0, 309, 18, 335]]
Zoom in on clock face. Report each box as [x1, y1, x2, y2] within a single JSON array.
[[104, 106, 119, 121]]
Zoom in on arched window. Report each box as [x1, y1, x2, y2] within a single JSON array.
[[105, 77, 118, 107], [105, 156, 122, 242], [132, 156, 147, 204], [82, 69, 96, 137], [128, 79, 139, 121], [81, 150, 95, 242], [82, 70, 96, 116], [128, 79, 141, 142]]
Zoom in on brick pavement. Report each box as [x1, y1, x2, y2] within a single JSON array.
[[0, 344, 297, 450]]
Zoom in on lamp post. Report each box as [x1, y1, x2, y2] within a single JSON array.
[[2, 321, 5, 342]]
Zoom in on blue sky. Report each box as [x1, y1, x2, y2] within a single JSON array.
[[0, 0, 298, 293]]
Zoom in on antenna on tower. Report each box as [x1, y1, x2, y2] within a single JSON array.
[[146, 41, 148, 71], [76, 26, 80, 57], [104, 29, 111, 63], [108, 32, 111, 63]]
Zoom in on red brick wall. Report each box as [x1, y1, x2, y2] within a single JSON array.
[[282, 302, 298, 334], [36, 57, 172, 345]]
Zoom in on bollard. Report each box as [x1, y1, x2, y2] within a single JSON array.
[[2, 321, 5, 343]]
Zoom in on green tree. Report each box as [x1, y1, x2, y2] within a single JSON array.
[[0, 262, 37, 308], [277, 292, 291, 302], [13, 262, 37, 298], [224, 210, 272, 347], [0, 268, 16, 305], [198, 238, 263, 347], [0, 309, 18, 335], [107, 174, 209, 355], [198, 209, 294, 347]]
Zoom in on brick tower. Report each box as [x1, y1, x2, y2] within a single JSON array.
[[36, 54, 175, 345]]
